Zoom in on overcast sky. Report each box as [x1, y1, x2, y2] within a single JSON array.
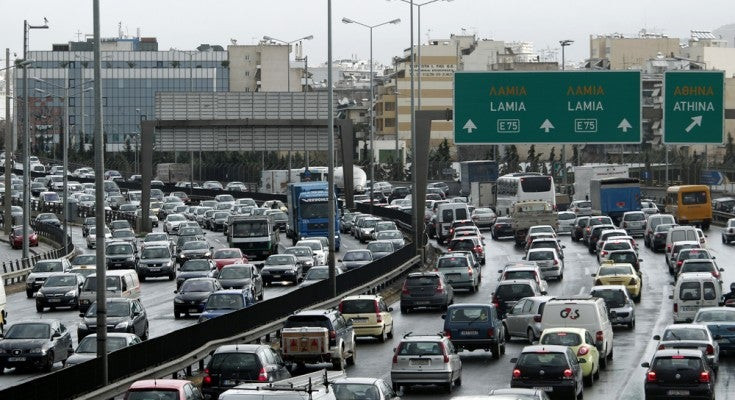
[[1, 0, 734, 66]]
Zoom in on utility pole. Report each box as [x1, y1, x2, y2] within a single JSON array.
[[327, 0, 336, 298], [4, 48, 12, 234]]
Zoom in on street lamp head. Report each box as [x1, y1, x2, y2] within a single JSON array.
[[342, 18, 354, 24], [389, 18, 401, 24], [32, 77, 44, 82], [302, 35, 314, 41], [262, 35, 274, 41], [559, 40, 574, 47]]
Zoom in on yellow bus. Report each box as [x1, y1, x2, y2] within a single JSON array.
[[664, 185, 712, 230]]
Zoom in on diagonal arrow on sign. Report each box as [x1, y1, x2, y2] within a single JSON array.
[[463, 119, 477, 133], [685, 115, 703, 133], [539, 119, 555, 133], [617, 118, 632, 132]]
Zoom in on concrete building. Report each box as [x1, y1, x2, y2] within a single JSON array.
[[589, 31, 680, 70], [228, 41, 306, 92], [682, 31, 735, 78]]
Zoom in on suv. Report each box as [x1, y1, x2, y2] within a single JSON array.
[[78, 298, 149, 340], [136, 245, 175, 281], [443, 303, 506, 359], [492, 279, 544, 319], [435, 254, 480, 293], [400, 272, 454, 313], [583, 216, 614, 244], [24, 259, 72, 298], [641, 349, 715, 400], [281, 309, 356, 370], [105, 241, 138, 270], [338, 295, 394, 342], [390, 333, 462, 393], [447, 236, 485, 265], [569, 200, 592, 216], [510, 345, 584, 399], [201, 344, 291, 399]]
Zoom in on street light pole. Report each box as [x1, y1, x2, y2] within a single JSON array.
[[4, 48, 12, 235], [559, 39, 573, 189], [327, 0, 336, 298]]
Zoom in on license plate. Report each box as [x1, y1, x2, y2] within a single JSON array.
[[272, 275, 281, 279], [189, 308, 199, 313], [222, 379, 237, 386], [48, 299, 61, 303], [149, 268, 160, 272], [461, 330, 479, 336], [534, 387, 553, 392], [682, 306, 698, 311], [415, 301, 430, 305], [352, 318, 368, 323], [410, 359, 430, 366], [8, 357, 26, 362], [667, 390, 689, 396], [113, 263, 122, 267]]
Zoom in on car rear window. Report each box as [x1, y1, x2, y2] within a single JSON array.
[[652, 356, 703, 371], [340, 299, 375, 314], [624, 213, 645, 221], [679, 282, 701, 300], [126, 390, 179, 400], [504, 271, 536, 281], [495, 284, 535, 299], [609, 252, 636, 264], [448, 307, 489, 322], [558, 213, 575, 220], [398, 341, 443, 356], [517, 352, 568, 367], [283, 316, 331, 329], [541, 332, 582, 346], [680, 261, 715, 274], [527, 251, 554, 261], [437, 257, 468, 269], [604, 242, 631, 251], [209, 352, 261, 374], [663, 328, 708, 341], [406, 275, 439, 286]]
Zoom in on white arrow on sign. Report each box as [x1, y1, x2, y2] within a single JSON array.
[[617, 118, 632, 132], [685, 115, 703, 133], [539, 119, 555, 133], [463, 119, 477, 133]]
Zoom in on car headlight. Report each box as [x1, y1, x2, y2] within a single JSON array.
[[65, 290, 76, 297], [115, 321, 130, 330], [35, 292, 45, 298], [30, 348, 47, 355], [78, 322, 88, 330], [204, 252, 211, 257], [174, 298, 185, 304]]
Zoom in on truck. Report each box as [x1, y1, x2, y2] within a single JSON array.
[[510, 200, 557, 247], [286, 182, 340, 251], [459, 160, 498, 196], [260, 170, 291, 194], [260, 166, 367, 195], [227, 215, 279, 261], [470, 181, 494, 208], [572, 164, 629, 201], [589, 177, 641, 225]]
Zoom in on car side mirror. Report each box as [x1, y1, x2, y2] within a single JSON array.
[[561, 245, 566, 249], [521, 257, 526, 260], [174, 290, 178, 294], [668, 294, 674, 299], [79, 313, 85, 318], [641, 362, 650, 368], [590, 273, 596, 277], [653, 334, 661, 340], [441, 314, 446, 320], [639, 259, 643, 262]]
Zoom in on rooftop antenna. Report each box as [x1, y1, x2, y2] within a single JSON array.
[[230, 38, 238, 45]]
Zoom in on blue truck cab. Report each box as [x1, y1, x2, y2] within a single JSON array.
[[286, 182, 341, 251]]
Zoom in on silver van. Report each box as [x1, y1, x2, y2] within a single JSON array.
[[78, 270, 141, 313]]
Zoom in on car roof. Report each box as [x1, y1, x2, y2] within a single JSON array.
[[128, 379, 189, 390], [541, 327, 589, 335], [213, 344, 268, 354], [652, 348, 706, 358], [497, 279, 537, 286], [520, 344, 570, 354], [342, 295, 382, 301], [591, 285, 629, 292], [212, 289, 247, 295], [332, 377, 381, 385]]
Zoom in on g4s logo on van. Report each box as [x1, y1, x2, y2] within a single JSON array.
[[560, 308, 580, 320]]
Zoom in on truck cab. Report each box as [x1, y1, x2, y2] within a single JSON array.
[[286, 182, 341, 251], [227, 216, 279, 261]]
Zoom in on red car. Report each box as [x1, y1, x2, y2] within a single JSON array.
[[212, 248, 247, 270], [9, 226, 38, 249], [124, 379, 202, 400]]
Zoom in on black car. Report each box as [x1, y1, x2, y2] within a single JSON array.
[[35, 212, 61, 228], [400, 272, 454, 313], [0, 320, 73, 372], [217, 264, 264, 301], [261, 254, 302, 285], [176, 258, 217, 289], [176, 234, 206, 253], [492, 217, 513, 240], [339, 249, 373, 271], [177, 241, 213, 266], [510, 345, 585, 399], [105, 241, 138, 270], [201, 344, 291, 399], [641, 349, 715, 400], [388, 186, 411, 203], [78, 298, 149, 341], [35, 273, 85, 312], [571, 216, 590, 242], [174, 277, 222, 319], [588, 224, 616, 253], [651, 223, 677, 252]]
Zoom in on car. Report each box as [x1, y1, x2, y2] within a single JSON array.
[[592, 263, 641, 302], [647, 223, 677, 253], [569, 200, 593, 216], [35, 212, 61, 228], [339, 295, 394, 342], [70, 253, 97, 270], [202, 181, 224, 190], [388, 186, 410, 203], [556, 211, 577, 234], [356, 217, 381, 243], [538, 327, 601, 386], [498, 265, 549, 295], [435, 253, 480, 293], [510, 345, 585, 399], [595, 228, 628, 252], [9, 225, 38, 249], [400, 272, 453, 313], [164, 214, 188, 235], [35, 273, 85, 312], [282, 246, 315, 272], [524, 248, 564, 281], [692, 307, 735, 353], [390, 333, 462, 393], [105, 241, 138, 270], [300, 266, 343, 287], [198, 289, 255, 323], [174, 277, 223, 319], [722, 218, 735, 244], [443, 303, 506, 359], [332, 378, 398, 400], [200, 344, 291, 398], [25, 259, 72, 298], [218, 264, 264, 300], [524, 232, 557, 252], [640, 199, 660, 216], [67, 332, 141, 367], [177, 240, 212, 266], [135, 209, 159, 227], [259, 254, 301, 286], [587, 224, 616, 252], [447, 236, 485, 265], [641, 349, 715, 400], [109, 219, 132, 232], [503, 296, 553, 344], [0, 320, 73, 372], [471, 207, 496, 229], [296, 239, 326, 266], [268, 210, 288, 232], [376, 230, 405, 249], [528, 238, 565, 261], [136, 244, 175, 281], [112, 228, 137, 245], [340, 212, 362, 234], [142, 232, 175, 253], [366, 240, 394, 260], [645, 214, 676, 248], [486, 388, 551, 399], [619, 211, 647, 237], [667, 240, 701, 274], [492, 279, 544, 319], [339, 249, 374, 272], [571, 216, 590, 242], [678, 259, 723, 281], [212, 248, 247, 270], [653, 323, 720, 372], [176, 259, 217, 289], [281, 309, 356, 370], [597, 239, 635, 263], [590, 285, 636, 328], [77, 298, 149, 341]]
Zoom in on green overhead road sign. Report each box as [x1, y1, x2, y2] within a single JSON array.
[[664, 71, 724, 144], [453, 71, 642, 144]]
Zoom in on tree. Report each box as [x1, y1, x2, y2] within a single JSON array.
[[547, 147, 556, 164], [526, 145, 542, 172], [572, 145, 580, 166]]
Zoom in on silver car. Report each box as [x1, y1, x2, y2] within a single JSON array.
[[86, 226, 112, 249], [653, 324, 719, 372], [590, 285, 636, 329], [502, 296, 552, 343], [435, 254, 480, 292], [390, 333, 462, 393], [524, 248, 564, 280], [620, 211, 647, 237], [376, 230, 405, 249]]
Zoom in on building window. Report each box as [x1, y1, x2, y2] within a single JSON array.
[[69, 97, 75, 107], [245, 55, 250, 61], [157, 61, 163, 68], [245, 71, 249, 77], [69, 78, 75, 88], [385, 119, 396, 128], [103, 97, 108, 106], [69, 115, 76, 125], [385, 102, 395, 111], [68, 61, 75, 69]]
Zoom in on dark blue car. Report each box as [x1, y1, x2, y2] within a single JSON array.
[[442, 303, 506, 359], [198, 289, 255, 323]]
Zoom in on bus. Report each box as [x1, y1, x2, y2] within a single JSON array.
[[664, 185, 712, 230], [495, 173, 556, 216]]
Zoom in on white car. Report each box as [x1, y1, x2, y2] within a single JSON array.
[[163, 213, 187, 234], [556, 211, 576, 234], [597, 239, 635, 263]]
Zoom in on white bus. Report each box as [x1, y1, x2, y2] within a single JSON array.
[[495, 173, 556, 216]]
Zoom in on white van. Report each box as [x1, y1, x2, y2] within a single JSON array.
[[671, 272, 722, 323], [541, 297, 614, 369], [434, 202, 470, 244], [665, 226, 699, 255], [78, 270, 141, 313], [0, 282, 6, 333]]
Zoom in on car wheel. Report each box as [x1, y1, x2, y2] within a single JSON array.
[[628, 319, 635, 329], [26, 290, 33, 299], [378, 328, 387, 343], [593, 364, 600, 380], [444, 381, 453, 393], [527, 328, 536, 344], [139, 274, 146, 282], [332, 356, 345, 371], [491, 343, 500, 359], [168, 273, 175, 281], [142, 324, 150, 341], [577, 386, 584, 399], [392, 383, 400, 392], [36, 304, 43, 313], [607, 347, 613, 361], [43, 351, 54, 372], [0, 364, 4, 375], [455, 375, 462, 386], [174, 311, 181, 319], [584, 371, 594, 386], [258, 291, 264, 301], [600, 354, 608, 369], [346, 346, 356, 366], [400, 305, 408, 314], [503, 323, 510, 341]]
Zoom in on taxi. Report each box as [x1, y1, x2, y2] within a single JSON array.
[[538, 327, 600, 386], [592, 262, 641, 302]]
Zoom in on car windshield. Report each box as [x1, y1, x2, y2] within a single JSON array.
[[450, 240, 475, 251], [448, 307, 488, 322], [113, 230, 134, 239], [398, 341, 443, 356], [344, 251, 371, 261], [217, 195, 235, 202], [266, 255, 294, 265], [591, 289, 628, 308], [299, 241, 321, 251], [232, 221, 268, 237], [558, 213, 576, 220], [662, 328, 708, 341], [183, 241, 209, 251], [4, 323, 50, 339], [181, 260, 211, 271], [43, 275, 77, 287], [378, 231, 401, 239], [681, 250, 711, 260], [305, 268, 329, 280], [652, 356, 703, 372], [495, 284, 535, 299], [541, 332, 582, 346], [367, 242, 392, 252], [111, 221, 130, 229], [340, 299, 376, 314], [504, 271, 535, 280], [527, 251, 554, 261], [205, 294, 243, 310], [82, 276, 121, 292], [77, 336, 128, 354], [145, 234, 167, 242], [694, 310, 735, 322], [214, 250, 240, 259], [106, 244, 132, 255], [125, 390, 179, 400], [181, 280, 215, 292], [73, 255, 96, 265], [285, 247, 311, 257], [625, 213, 645, 221], [219, 267, 251, 279], [32, 262, 63, 273], [599, 266, 634, 276], [167, 215, 186, 222], [87, 302, 130, 318], [141, 247, 169, 259]]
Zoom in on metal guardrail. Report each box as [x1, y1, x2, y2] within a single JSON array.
[[1, 222, 76, 286]]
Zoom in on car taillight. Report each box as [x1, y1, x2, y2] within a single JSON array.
[[658, 344, 665, 350], [475, 245, 483, 253], [329, 330, 336, 339], [436, 282, 445, 294], [647, 371, 657, 382], [673, 303, 678, 313], [443, 329, 452, 339], [487, 327, 494, 337], [596, 330, 604, 343], [595, 279, 602, 285], [402, 282, 410, 295], [563, 369, 573, 379], [628, 278, 637, 285], [553, 259, 558, 265], [624, 222, 628, 228], [712, 270, 720, 279], [338, 302, 343, 313], [699, 371, 711, 383], [677, 260, 683, 267], [585, 227, 591, 233], [533, 314, 542, 323], [706, 344, 714, 355], [439, 342, 449, 363], [257, 367, 268, 382], [375, 301, 382, 323], [667, 245, 671, 252], [577, 346, 589, 356], [492, 295, 499, 308], [512, 369, 522, 379], [202, 368, 212, 386], [601, 251, 608, 257]]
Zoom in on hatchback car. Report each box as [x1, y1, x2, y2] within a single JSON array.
[[67, 332, 141, 367], [571, 216, 590, 242], [597, 239, 635, 263], [25, 259, 72, 298], [212, 248, 246, 270], [376, 230, 405, 249], [340, 250, 374, 272], [641, 349, 715, 400], [366, 240, 394, 260], [524, 248, 564, 281], [435, 254, 480, 293], [339, 295, 394, 342], [125, 379, 203, 400], [332, 378, 399, 400], [77, 298, 149, 341], [443, 303, 505, 359], [447, 236, 485, 265], [201, 344, 291, 398], [569, 200, 593, 216], [492, 280, 544, 319], [260, 254, 301, 285], [400, 272, 453, 313], [538, 328, 600, 386], [590, 285, 636, 329], [177, 240, 212, 266], [652, 324, 719, 372], [502, 296, 553, 344], [592, 263, 641, 302], [218, 264, 264, 300], [174, 277, 223, 319], [722, 217, 735, 244], [390, 333, 462, 393], [498, 265, 549, 295], [198, 290, 255, 323], [491, 216, 513, 240], [176, 259, 217, 289], [619, 211, 647, 237], [9, 226, 38, 249], [35, 273, 85, 312], [136, 245, 175, 281], [282, 246, 315, 272], [510, 345, 584, 399]]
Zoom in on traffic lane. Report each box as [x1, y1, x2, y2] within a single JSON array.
[[0, 240, 54, 262]]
